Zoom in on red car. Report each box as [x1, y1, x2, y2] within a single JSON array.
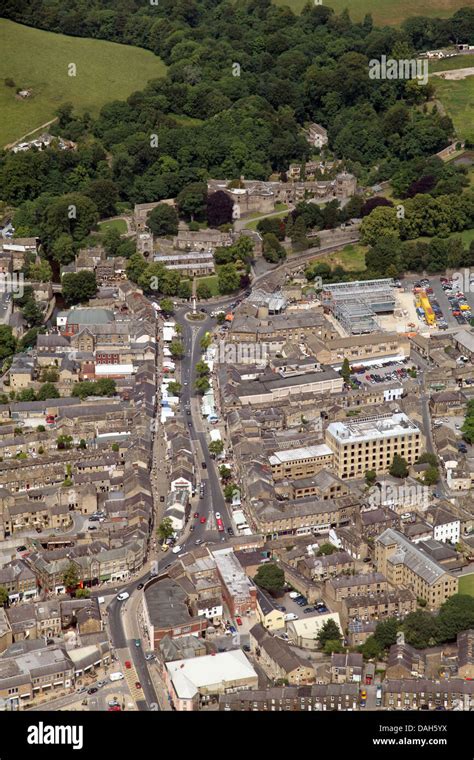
[[200, 516, 206, 524], [193, 512, 199, 519], [108, 706, 121, 712], [125, 660, 132, 669], [236, 617, 242, 626], [135, 681, 142, 689]]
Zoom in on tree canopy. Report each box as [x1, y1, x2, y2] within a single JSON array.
[[253, 562, 285, 596]]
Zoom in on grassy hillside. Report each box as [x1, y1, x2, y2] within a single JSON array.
[[0, 20, 166, 147], [434, 75, 474, 142], [274, 0, 465, 26]]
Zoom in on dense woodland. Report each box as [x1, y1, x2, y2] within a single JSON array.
[[1, 2, 474, 276]]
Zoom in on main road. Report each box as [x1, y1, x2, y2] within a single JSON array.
[[104, 301, 235, 709]]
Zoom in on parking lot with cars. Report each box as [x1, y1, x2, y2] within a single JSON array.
[[348, 358, 411, 388], [438, 276, 473, 326], [420, 276, 474, 329], [274, 591, 330, 621]]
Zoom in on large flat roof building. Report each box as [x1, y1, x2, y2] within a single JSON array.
[[325, 413, 422, 479], [212, 548, 257, 617], [165, 650, 258, 710], [269, 444, 334, 480]]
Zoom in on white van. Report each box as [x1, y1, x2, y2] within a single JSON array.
[[116, 592, 129, 601], [284, 613, 299, 621], [110, 672, 124, 682], [172, 545, 182, 554]]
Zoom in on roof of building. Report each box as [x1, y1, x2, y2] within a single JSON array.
[[58, 308, 114, 325], [166, 650, 257, 699], [327, 413, 420, 444], [287, 613, 342, 639], [269, 444, 333, 465], [376, 529, 454, 586]]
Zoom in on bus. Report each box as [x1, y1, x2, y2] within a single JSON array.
[[217, 518, 225, 532], [376, 685, 382, 707]]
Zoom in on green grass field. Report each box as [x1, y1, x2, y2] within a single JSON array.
[[0, 20, 166, 147], [273, 0, 463, 25], [433, 75, 474, 143], [197, 275, 220, 296], [316, 243, 368, 272], [245, 209, 288, 230], [459, 574, 474, 597], [98, 219, 128, 234], [429, 57, 474, 74]]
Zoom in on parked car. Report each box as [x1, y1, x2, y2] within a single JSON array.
[[125, 661, 132, 669], [88, 687, 98, 695], [134, 639, 140, 647], [194, 512, 199, 518], [236, 617, 242, 626], [135, 682, 142, 689], [136, 583, 144, 590]]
